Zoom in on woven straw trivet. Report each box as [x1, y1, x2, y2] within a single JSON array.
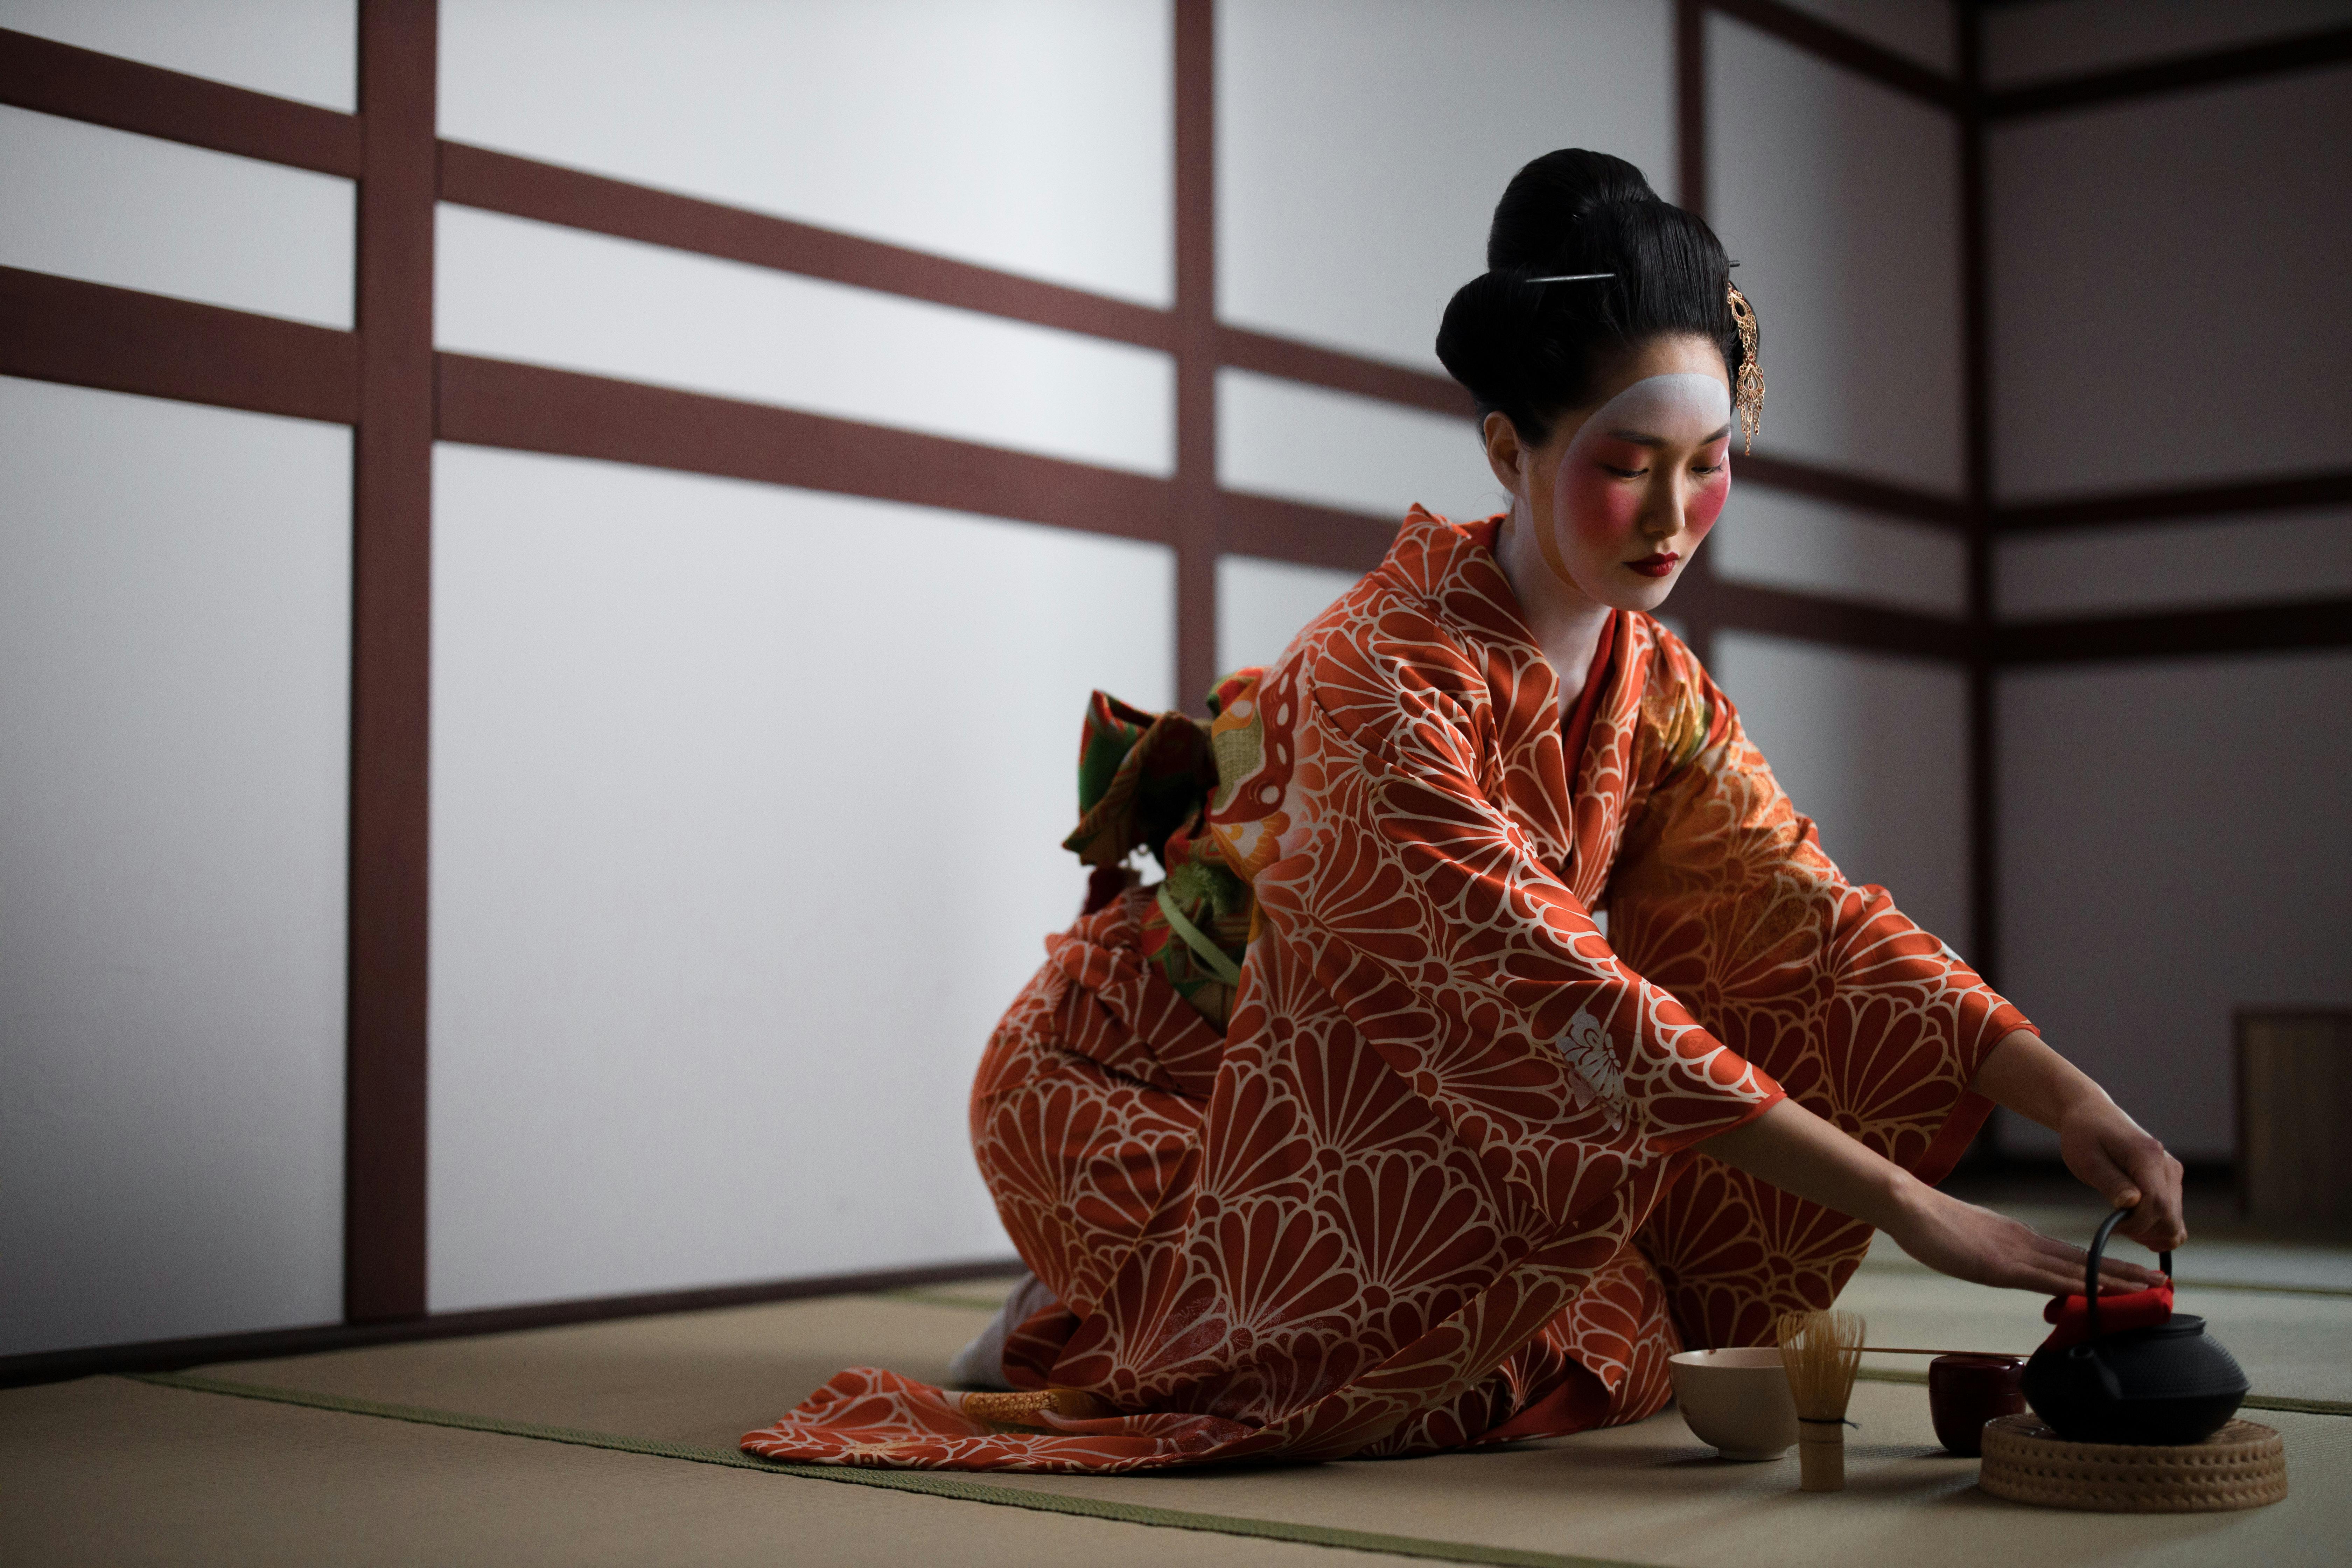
[[1979, 1414, 2287, 1512]]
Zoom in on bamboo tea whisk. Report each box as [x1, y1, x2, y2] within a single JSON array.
[[1777, 1308, 1864, 1492]]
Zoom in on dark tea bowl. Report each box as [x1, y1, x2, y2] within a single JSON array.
[[1928, 1353, 2026, 1457]]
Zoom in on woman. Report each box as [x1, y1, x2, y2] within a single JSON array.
[[744, 150, 2182, 1473]]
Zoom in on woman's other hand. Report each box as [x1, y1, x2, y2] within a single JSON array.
[[1971, 1028, 2187, 1252], [1886, 1185, 2163, 1296]]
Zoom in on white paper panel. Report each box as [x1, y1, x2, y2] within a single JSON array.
[[0, 377, 349, 1357], [2000, 652, 2352, 1157], [1709, 632, 1970, 953], [1712, 484, 1967, 618], [429, 445, 1172, 1311], [1217, 0, 1672, 370], [0, 0, 355, 111], [1708, 15, 1964, 495], [1218, 368, 1500, 522], [438, 0, 1170, 306], [1217, 554, 1363, 678], [1988, 67, 2352, 501], [1998, 507, 2352, 621], [1774, 0, 1956, 73], [1984, 0, 2352, 88], [436, 205, 1174, 477], [0, 104, 354, 328]]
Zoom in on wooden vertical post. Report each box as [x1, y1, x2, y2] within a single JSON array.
[[1958, 3, 1999, 988], [1173, 0, 1219, 713], [346, 0, 438, 1322], [1673, 0, 1720, 671]]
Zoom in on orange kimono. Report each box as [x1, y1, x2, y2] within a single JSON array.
[[744, 506, 2028, 1472]]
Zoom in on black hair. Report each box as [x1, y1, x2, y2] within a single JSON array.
[[1435, 149, 1747, 447]]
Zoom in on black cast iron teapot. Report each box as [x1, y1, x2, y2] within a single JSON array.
[[2022, 1205, 2249, 1445]]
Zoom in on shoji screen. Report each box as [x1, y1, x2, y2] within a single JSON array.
[[1, 379, 351, 1357], [1989, 47, 2352, 1157], [1212, 0, 1672, 675], [426, 1, 1178, 1310], [1702, 5, 1975, 957], [0, 0, 359, 1356]]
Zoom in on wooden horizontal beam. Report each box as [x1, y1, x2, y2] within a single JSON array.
[[1997, 469, 2352, 533], [435, 352, 1178, 547], [1984, 26, 2352, 121], [439, 141, 1178, 355], [1703, 0, 1964, 111], [0, 266, 357, 422], [1998, 597, 2352, 665], [1736, 451, 1970, 531], [0, 26, 362, 177], [1215, 326, 1472, 419], [0, 1256, 1019, 1390], [1680, 573, 1974, 662], [1218, 490, 1398, 574]]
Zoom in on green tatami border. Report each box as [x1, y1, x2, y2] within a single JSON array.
[[124, 1372, 1661, 1568]]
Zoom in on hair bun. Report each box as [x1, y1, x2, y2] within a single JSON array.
[[1486, 149, 1660, 273], [1437, 148, 1743, 448]]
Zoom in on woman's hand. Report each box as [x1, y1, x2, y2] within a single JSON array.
[[1971, 1030, 2186, 1252], [2056, 1095, 2185, 1252], [1883, 1183, 2163, 1296], [1702, 1099, 2165, 1297]]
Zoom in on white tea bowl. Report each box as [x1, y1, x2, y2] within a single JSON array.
[[1669, 1346, 1799, 1461]]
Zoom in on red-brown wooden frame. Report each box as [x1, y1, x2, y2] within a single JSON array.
[[1, 0, 2347, 1378]]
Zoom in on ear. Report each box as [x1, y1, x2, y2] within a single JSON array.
[[1482, 411, 1527, 495]]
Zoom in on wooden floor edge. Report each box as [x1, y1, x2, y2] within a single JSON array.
[[0, 1257, 1023, 1389]]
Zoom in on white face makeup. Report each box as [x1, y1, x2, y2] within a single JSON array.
[[1530, 371, 1734, 602]]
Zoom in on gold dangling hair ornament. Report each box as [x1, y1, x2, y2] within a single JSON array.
[[1727, 282, 1765, 454]]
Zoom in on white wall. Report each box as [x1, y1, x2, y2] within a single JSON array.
[[1998, 507, 2352, 621], [0, 0, 356, 110], [1988, 64, 2352, 502], [1998, 653, 2352, 1158], [428, 446, 1170, 1311], [438, 0, 1171, 305], [436, 205, 1174, 476], [1708, 12, 1964, 496], [1775, 0, 1955, 75], [1710, 632, 1972, 955], [0, 377, 350, 1357], [1216, 0, 1672, 371], [1217, 554, 1361, 676], [1217, 368, 1499, 522], [1984, 0, 2352, 88], [0, 103, 354, 329], [1987, 49, 2352, 1163], [1712, 486, 1967, 619]]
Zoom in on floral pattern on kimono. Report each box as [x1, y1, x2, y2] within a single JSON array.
[[743, 505, 2030, 1473]]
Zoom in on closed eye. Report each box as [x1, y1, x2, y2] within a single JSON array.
[[1602, 464, 1649, 479]]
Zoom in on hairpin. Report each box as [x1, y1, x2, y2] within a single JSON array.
[[1526, 272, 1614, 283], [1727, 282, 1765, 454]]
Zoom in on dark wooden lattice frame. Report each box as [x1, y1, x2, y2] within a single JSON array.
[[1, 0, 2347, 1377]]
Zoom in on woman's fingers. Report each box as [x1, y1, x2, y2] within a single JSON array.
[[2116, 1146, 2188, 1252]]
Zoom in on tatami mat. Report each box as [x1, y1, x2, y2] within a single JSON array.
[[6, 1203, 2346, 1568], [0, 1375, 1437, 1568]]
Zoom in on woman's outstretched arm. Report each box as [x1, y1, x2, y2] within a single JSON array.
[[1970, 1029, 2186, 1251], [1698, 1098, 2166, 1296]]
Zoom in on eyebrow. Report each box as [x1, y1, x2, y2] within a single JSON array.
[[1602, 423, 1734, 447]]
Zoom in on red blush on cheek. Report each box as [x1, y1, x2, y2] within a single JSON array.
[[1685, 463, 1729, 540], [1559, 453, 1645, 546]]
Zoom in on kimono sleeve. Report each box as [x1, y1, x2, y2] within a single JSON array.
[[1603, 646, 2032, 1180], [1237, 632, 1785, 1226]]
